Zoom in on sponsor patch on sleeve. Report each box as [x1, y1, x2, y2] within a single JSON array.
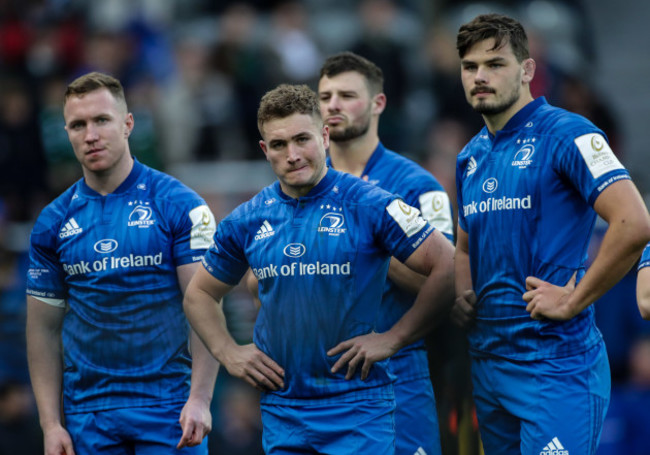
[[575, 133, 624, 179], [386, 199, 427, 238], [189, 205, 216, 250], [419, 191, 453, 236]]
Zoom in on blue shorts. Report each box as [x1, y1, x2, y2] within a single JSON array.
[[261, 399, 396, 454], [471, 341, 610, 455], [64, 402, 208, 455], [394, 376, 442, 455]]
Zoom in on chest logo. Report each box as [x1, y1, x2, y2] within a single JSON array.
[[255, 220, 275, 240], [283, 243, 306, 258], [482, 178, 498, 193], [318, 212, 346, 236], [93, 239, 118, 254], [512, 143, 535, 168], [467, 156, 477, 176], [59, 218, 83, 239], [128, 205, 156, 228]]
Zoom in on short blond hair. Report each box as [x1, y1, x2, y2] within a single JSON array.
[[257, 84, 321, 135]]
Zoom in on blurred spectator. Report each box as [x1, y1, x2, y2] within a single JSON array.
[[208, 377, 264, 455], [598, 335, 650, 455], [350, 0, 412, 151], [266, 1, 323, 85], [0, 76, 49, 222], [38, 74, 81, 196], [589, 219, 650, 382], [0, 219, 42, 455], [209, 2, 277, 160], [558, 75, 621, 157]]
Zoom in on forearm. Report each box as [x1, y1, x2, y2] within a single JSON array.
[[455, 246, 473, 296], [184, 288, 238, 366], [188, 330, 220, 404], [387, 257, 426, 295], [26, 304, 65, 429], [569, 220, 649, 314], [387, 235, 455, 349]]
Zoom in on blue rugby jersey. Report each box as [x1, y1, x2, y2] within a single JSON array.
[[202, 168, 435, 405], [638, 243, 650, 270], [329, 143, 454, 382], [26, 159, 216, 413], [456, 97, 630, 360]]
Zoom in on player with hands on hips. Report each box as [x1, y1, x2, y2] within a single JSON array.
[[183, 83, 455, 454], [453, 13, 650, 455]]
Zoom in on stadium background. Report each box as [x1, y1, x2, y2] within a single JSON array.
[[1, 1, 649, 454]]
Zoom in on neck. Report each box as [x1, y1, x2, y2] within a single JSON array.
[[328, 133, 380, 177], [484, 93, 535, 135], [84, 154, 134, 196]]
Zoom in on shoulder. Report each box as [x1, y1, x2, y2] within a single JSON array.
[[145, 166, 203, 201], [534, 103, 603, 139], [32, 183, 81, 235], [221, 183, 280, 225], [382, 149, 443, 187], [335, 170, 396, 208]]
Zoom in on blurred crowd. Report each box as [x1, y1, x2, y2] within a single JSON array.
[[0, 1, 647, 454]]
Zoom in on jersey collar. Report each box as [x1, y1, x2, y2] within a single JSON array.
[[325, 141, 386, 178], [78, 157, 144, 197], [500, 96, 547, 133], [273, 167, 338, 202]]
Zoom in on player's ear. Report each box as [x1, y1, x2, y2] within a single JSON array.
[[522, 58, 536, 84], [321, 125, 329, 150], [372, 93, 387, 115], [259, 140, 270, 161]]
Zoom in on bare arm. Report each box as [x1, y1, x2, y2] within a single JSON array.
[[183, 265, 284, 391], [244, 268, 262, 311], [451, 226, 477, 327], [26, 296, 76, 455], [387, 257, 426, 295], [176, 262, 220, 448], [637, 265, 650, 320], [524, 180, 650, 319], [328, 229, 455, 379]]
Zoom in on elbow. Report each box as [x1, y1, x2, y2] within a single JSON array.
[[639, 303, 650, 321], [638, 292, 650, 320]]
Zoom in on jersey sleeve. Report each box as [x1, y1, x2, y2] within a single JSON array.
[[168, 196, 217, 267], [639, 243, 650, 271], [377, 196, 435, 263], [554, 131, 630, 206], [201, 216, 249, 286], [393, 166, 454, 242], [26, 216, 67, 301]]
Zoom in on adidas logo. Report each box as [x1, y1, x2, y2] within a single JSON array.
[[467, 156, 477, 176], [540, 437, 569, 455], [59, 218, 83, 239], [254, 220, 275, 240], [414, 448, 428, 455]]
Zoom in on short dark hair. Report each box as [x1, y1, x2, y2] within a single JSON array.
[[64, 72, 127, 110], [319, 51, 384, 95], [456, 13, 530, 62], [257, 84, 321, 134]]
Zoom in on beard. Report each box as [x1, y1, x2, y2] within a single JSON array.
[[328, 117, 371, 142], [471, 85, 520, 116]]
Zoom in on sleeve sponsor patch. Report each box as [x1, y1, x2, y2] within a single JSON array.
[[189, 205, 217, 250], [386, 199, 427, 238], [575, 133, 624, 179], [419, 191, 453, 236]]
